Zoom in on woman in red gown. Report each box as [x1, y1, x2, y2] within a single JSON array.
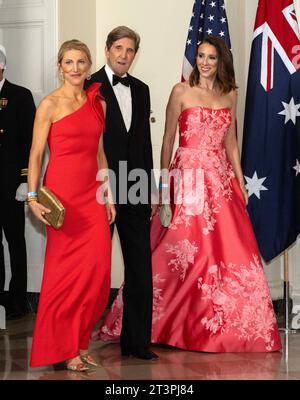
[[95, 36, 282, 352], [27, 40, 116, 370]]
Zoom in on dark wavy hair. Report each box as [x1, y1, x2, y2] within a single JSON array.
[[189, 35, 237, 94]]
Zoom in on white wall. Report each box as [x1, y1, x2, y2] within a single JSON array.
[[58, 0, 96, 68]]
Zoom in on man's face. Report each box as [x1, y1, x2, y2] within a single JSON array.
[[105, 37, 136, 76]]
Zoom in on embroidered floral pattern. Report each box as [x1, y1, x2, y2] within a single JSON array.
[[94, 106, 281, 353], [152, 274, 166, 323], [165, 239, 198, 281], [197, 254, 277, 351], [96, 284, 124, 341], [179, 107, 232, 149], [168, 107, 235, 234]]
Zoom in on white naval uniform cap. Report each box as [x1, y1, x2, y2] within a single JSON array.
[[0, 45, 6, 70]]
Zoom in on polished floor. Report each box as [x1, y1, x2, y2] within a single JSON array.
[[0, 313, 299, 381]]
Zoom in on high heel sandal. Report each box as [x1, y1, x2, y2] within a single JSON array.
[[66, 360, 90, 372], [80, 353, 98, 367]]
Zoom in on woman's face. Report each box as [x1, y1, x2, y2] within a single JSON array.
[[60, 49, 90, 86], [196, 43, 218, 80]]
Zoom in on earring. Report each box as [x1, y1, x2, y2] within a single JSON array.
[[59, 71, 64, 81], [87, 72, 91, 81]]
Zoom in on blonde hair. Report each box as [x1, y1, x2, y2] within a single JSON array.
[[57, 39, 92, 66]]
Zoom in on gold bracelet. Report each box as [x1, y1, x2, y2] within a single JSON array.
[[26, 197, 38, 204]]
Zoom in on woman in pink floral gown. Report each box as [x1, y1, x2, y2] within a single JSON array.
[[95, 36, 282, 352]]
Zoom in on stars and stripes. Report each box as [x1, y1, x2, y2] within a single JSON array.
[[242, 0, 300, 262], [182, 0, 231, 81]]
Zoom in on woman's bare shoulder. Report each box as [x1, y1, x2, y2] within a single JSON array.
[[36, 90, 61, 118], [169, 82, 192, 104], [172, 81, 190, 94], [228, 88, 238, 101], [221, 89, 237, 109], [41, 89, 62, 106]]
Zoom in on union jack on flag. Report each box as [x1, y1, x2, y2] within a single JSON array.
[[182, 0, 231, 81], [242, 0, 300, 261]]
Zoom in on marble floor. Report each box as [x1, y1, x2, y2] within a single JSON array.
[[0, 313, 300, 381]]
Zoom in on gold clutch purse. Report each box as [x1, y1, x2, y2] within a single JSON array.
[[38, 186, 66, 229]]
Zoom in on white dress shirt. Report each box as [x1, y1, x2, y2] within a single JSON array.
[[0, 77, 5, 93], [105, 64, 132, 132]]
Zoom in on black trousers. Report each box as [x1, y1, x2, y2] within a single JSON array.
[[111, 204, 153, 351], [0, 197, 27, 309]]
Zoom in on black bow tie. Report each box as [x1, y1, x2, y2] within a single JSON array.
[[112, 74, 130, 87]]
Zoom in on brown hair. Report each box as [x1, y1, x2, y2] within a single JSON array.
[[189, 35, 237, 94], [57, 39, 92, 66], [106, 26, 140, 52]]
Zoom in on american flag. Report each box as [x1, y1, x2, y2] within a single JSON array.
[[182, 0, 231, 81], [242, 0, 300, 262]]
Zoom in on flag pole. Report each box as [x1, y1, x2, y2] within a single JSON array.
[[280, 249, 296, 334]]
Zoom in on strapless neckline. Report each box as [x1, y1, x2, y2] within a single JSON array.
[[180, 105, 231, 118]]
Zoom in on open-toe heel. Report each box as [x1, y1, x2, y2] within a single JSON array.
[[80, 354, 98, 367], [66, 360, 90, 372]]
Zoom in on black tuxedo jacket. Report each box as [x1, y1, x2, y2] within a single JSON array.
[[86, 67, 154, 204], [0, 80, 35, 197]]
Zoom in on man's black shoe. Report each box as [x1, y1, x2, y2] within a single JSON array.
[[121, 348, 159, 361]]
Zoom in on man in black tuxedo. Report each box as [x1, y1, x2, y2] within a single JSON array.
[[86, 26, 158, 360], [0, 45, 35, 319]]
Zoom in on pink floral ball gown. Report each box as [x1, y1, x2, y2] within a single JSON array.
[[94, 106, 281, 352]]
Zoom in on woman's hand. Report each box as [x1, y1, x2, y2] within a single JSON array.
[[239, 183, 249, 206], [106, 202, 116, 225], [149, 185, 170, 218], [28, 200, 51, 226]]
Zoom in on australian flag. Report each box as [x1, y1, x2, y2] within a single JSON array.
[[182, 0, 231, 81], [242, 0, 300, 262]]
